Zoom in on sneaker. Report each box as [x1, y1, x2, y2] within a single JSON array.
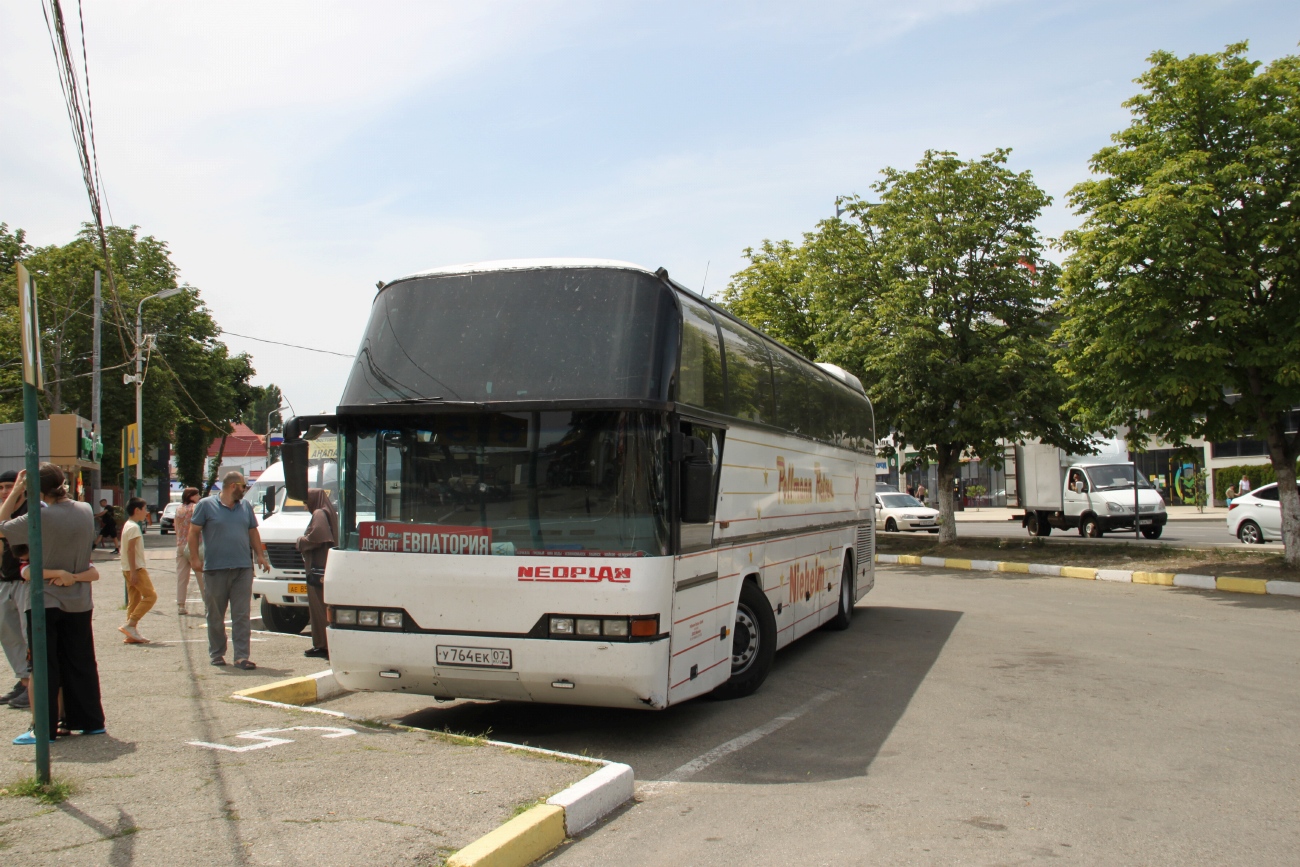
[[12, 730, 35, 745], [177, 607, 187, 616], [8, 690, 29, 710], [76, 727, 107, 736], [303, 647, 329, 659], [0, 681, 22, 704], [118, 625, 147, 644]]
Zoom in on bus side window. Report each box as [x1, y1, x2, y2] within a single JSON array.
[[680, 422, 724, 554]]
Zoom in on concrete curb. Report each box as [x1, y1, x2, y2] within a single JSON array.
[[233, 669, 343, 705], [231, 676, 634, 867], [875, 553, 1297, 598]]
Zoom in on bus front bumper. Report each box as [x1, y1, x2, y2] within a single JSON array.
[[328, 628, 671, 710]]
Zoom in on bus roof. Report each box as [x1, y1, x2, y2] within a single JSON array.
[[392, 258, 654, 283]]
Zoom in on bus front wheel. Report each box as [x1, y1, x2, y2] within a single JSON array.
[[714, 581, 777, 700]]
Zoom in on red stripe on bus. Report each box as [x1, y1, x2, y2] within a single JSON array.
[[672, 633, 724, 658], [670, 657, 729, 690], [674, 601, 733, 625], [764, 547, 844, 570], [722, 508, 857, 523]]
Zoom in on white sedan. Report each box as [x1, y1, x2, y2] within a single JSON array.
[[875, 492, 940, 533], [1227, 482, 1297, 544]]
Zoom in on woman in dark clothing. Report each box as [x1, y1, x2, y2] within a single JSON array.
[[296, 489, 336, 659]]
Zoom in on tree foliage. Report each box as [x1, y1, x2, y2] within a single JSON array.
[[1057, 44, 1300, 565], [0, 222, 259, 487], [727, 150, 1084, 541]]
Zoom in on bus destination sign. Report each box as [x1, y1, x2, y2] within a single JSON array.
[[358, 522, 493, 555]]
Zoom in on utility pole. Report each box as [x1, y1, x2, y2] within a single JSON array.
[[91, 270, 101, 499], [131, 289, 181, 499]]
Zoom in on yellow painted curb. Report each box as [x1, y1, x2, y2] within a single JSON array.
[[449, 804, 566, 867], [1132, 571, 1175, 586], [234, 674, 318, 706], [1059, 566, 1097, 580], [997, 562, 1031, 574], [898, 555, 923, 565], [944, 558, 972, 570], [1216, 576, 1267, 595]]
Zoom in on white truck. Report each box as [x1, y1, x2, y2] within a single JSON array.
[[247, 440, 337, 634], [1015, 444, 1168, 539]]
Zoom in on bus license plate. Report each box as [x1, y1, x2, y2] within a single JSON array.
[[287, 583, 308, 595], [436, 645, 512, 669]]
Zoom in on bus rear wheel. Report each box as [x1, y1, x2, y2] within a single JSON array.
[[826, 558, 854, 631], [714, 581, 777, 700], [260, 599, 309, 635]]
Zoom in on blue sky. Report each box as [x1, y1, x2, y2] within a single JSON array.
[[2, 1, 1296, 416]]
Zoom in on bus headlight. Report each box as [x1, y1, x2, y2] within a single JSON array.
[[334, 608, 357, 625], [381, 611, 403, 629], [602, 619, 629, 637], [358, 610, 380, 627], [549, 617, 575, 635], [576, 619, 602, 637]]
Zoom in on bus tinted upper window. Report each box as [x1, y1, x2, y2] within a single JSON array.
[[677, 295, 726, 413], [716, 316, 775, 423], [340, 269, 677, 406]]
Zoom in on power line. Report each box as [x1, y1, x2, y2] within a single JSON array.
[[218, 330, 353, 358]]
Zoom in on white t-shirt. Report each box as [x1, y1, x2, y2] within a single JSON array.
[[120, 521, 145, 573]]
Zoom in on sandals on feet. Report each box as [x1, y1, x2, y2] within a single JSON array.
[[233, 660, 256, 670]]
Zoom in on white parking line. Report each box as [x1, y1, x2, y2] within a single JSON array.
[[644, 688, 840, 793]]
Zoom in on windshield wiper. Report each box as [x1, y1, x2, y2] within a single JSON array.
[[376, 396, 443, 405]]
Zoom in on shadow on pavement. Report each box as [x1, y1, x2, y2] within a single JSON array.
[[399, 604, 961, 785]]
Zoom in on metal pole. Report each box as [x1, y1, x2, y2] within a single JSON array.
[[90, 271, 101, 499], [134, 304, 143, 499], [23, 384, 50, 781], [1134, 460, 1140, 540]]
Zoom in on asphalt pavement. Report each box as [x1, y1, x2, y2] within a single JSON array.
[[0, 542, 590, 866], [333, 564, 1300, 866]]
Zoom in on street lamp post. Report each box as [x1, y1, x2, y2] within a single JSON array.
[[128, 287, 182, 499]]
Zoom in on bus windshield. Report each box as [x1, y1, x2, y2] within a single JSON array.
[[345, 410, 669, 556]]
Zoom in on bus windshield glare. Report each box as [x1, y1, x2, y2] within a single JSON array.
[[345, 410, 669, 557]]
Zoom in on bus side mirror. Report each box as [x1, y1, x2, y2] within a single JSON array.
[[283, 440, 310, 503], [262, 485, 277, 518], [681, 459, 713, 524]]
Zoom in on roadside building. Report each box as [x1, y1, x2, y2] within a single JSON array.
[[205, 423, 269, 479], [0, 413, 102, 500]]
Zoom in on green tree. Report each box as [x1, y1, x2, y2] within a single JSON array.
[[242, 384, 284, 435], [841, 150, 1083, 541], [0, 223, 259, 494], [1057, 44, 1300, 566], [728, 151, 1084, 541]]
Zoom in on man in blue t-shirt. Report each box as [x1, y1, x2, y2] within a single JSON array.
[[189, 471, 270, 669]]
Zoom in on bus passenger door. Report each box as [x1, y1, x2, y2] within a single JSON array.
[[668, 423, 729, 703]]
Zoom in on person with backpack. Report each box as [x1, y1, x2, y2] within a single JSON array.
[[296, 489, 337, 660]]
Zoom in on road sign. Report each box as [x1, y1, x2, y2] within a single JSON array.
[[16, 264, 42, 390], [123, 423, 140, 467]]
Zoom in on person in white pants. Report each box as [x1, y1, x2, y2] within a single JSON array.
[[0, 471, 29, 709]]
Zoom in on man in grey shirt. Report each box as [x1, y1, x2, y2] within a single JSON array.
[[0, 464, 104, 741], [189, 471, 270, 669]]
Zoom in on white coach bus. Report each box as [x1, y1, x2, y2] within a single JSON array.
[[282, 260, 876, 710]]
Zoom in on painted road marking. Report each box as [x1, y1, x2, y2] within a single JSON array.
[[188, 725, 356, 752], [643, 689, 840, 794]]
